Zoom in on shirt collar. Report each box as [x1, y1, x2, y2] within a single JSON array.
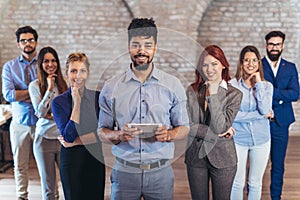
[[204, 79, 228, 90], [219, 80, 228, 90], [266, 55, 281, 68], [237, 78, 249, 89], [19, 54, 37, 64], [124, 63, 160, 83]]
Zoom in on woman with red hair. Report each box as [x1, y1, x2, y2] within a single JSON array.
[[185, 45, 242, 199]]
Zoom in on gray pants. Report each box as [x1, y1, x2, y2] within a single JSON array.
[[187, 158, 237, 200], [111, 161, 174, 200], [10, 120, 35, 199], [33, 134, 60, 200]]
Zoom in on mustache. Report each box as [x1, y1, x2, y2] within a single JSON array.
[[25, 46, 33, 49], [270, 50, 280, 53], [134, 53, 149, 59]]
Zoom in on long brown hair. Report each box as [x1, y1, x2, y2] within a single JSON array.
[[191, 45, 231, 91], [235, 45, 264, 81], [36, 46, 68, 97]]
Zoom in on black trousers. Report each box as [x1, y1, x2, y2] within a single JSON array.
[[60, 144, 105, 200]]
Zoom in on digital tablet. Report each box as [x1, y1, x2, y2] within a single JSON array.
[[127, 123, 162, 138]]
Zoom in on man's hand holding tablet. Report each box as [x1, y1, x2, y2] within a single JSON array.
[[127, 123, 162, 139]]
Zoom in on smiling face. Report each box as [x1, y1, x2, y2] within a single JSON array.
[[128, 36, 157, 71], [242, 52, 259, 76], [42, 52, 57, 75], [201, 54, 223, 83], [66, 61, 88, 89]]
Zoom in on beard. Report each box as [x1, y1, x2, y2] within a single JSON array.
[[23, 46, 36, 55], [267, 49, 282, 61], [133, 62, 150, 71], [132, 53, 153, 71]]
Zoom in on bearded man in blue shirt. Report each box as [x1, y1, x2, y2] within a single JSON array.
[[99, 18, 189, 200], [2, 26, 38, 200]]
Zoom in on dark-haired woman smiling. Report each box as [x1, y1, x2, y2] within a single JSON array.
[[29, 46, 68, 200]]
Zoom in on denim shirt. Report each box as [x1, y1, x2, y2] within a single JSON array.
[[2, 54, 38, 125], [99, 65, 189, 163], [229, 78, 273, 146]]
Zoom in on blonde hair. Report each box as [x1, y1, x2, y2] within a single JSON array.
[[65, 52, 90, 73]]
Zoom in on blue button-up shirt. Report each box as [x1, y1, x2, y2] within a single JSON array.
[[229, 78, 273, 146], [2, 54, 38, 125], [99, 65, 189, 163]]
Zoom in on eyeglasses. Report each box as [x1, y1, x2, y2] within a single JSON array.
[[19, 38, 35, 44], [243, 58, 260, 65], [267, 42, 283, 48]]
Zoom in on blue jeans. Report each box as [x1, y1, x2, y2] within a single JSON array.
[[231, 141, 270, 200], [110, 160, 174, 200]]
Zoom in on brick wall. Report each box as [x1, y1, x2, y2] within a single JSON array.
[[0, 0, 299, 134], [197, 0, 300, 134], [0, 0, 132, 91]]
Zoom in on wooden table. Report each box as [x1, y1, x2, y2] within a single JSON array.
[[0, 104, 13, 173]]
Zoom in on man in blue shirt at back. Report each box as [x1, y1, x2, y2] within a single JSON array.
[[99, 18, 189, 200], [2, 26, 38, 200]]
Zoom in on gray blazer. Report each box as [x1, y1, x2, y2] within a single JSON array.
[[185, 83, 242, 169]]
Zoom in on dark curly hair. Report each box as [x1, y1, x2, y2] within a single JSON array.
[[127, 18, 157, 44]]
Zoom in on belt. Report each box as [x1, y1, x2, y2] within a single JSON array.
[[116, 157, 169, 170]]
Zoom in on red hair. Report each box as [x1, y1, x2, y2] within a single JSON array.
[[191, 45, 231, 91]]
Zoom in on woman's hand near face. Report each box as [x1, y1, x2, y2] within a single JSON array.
[[248, 71, 262, 86], [71, 86, 82, 105], [47, 74, 57, 91], [70, 86, 82, 124]]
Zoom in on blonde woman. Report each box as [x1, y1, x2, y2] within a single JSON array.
[[52, 53, 105, 200]]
